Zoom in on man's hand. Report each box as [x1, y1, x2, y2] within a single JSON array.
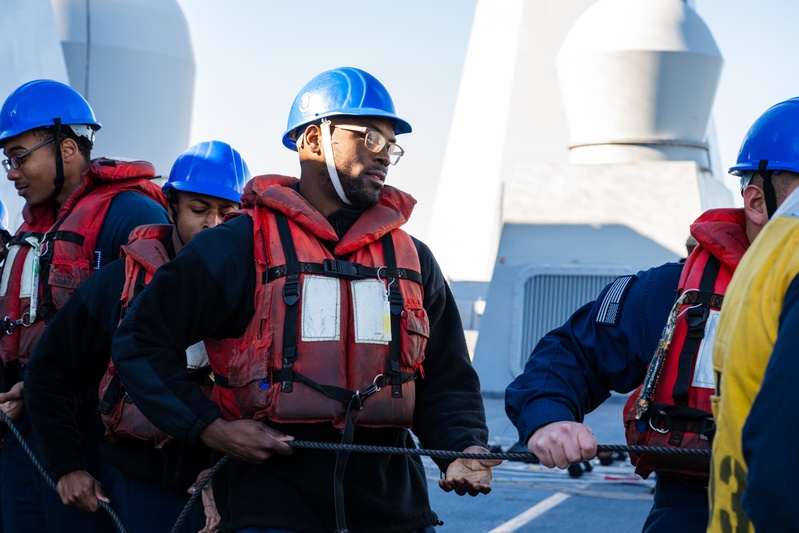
[[0, 381, 24, 424], [189, 469, 219, 533], [439, 445, 501, 496], [57, 470, 109, 513], [199, 418, 294, 463], [527, 421, 597, 469]]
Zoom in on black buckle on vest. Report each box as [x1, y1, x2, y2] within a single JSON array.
[[323, 259, 364, 279], [283, 275, 300, 306], [281, 347, 296, 392], [388, 288, 404, 315], [685, 305, 708, 338]]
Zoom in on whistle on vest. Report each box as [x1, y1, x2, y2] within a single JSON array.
[[381, 283, 392, 342]]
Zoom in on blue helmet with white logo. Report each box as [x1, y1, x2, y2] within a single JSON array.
[[282, 67, 411, 151], [0, 79, 101, 142], [163, 141, 250, 204]]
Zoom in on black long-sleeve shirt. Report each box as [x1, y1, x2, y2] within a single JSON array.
[[24, 230, 211, 490], [112, 212, 489, 533]]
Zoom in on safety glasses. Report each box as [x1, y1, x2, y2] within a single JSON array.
[[2, 137, 55, 173], [333, 124, 404, 165]]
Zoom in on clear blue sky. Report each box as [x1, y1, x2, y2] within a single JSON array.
[[174, 0, 476, 240], [175, 0, 799, 240]]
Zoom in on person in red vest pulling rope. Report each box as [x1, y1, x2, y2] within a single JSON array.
[[506, 97, 799, 533], [24, 140, 249, 533], [111, 66, 499, 533], [0, 79, 168, 532]]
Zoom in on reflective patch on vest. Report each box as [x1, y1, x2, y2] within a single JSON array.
[[692, 309, 719, 389], [0, 246, 33, 297], [301, 275, 341, 342], [186, 340, 209, 370], [594, 275, 634, 326], [352, 279, 391, 345]]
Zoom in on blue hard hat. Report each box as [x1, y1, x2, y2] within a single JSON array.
[[0, 79, 101, 142], [163, 141, 250, 204], [729, 97, 799, 177], [282, 67, 412, 151]]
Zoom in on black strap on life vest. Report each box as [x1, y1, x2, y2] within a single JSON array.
[[275, 212, 299, 393], [267, 259, 422, 284], [0, 232, 45, 339], [645, 402, 716, 438], [672, 255, 722, 408], [380, 233, 406, 398], [2, 231, 46, 328], [7, 231, 45, 247]]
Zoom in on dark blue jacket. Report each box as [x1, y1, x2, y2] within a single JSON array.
[[505, 262, 683, 444]]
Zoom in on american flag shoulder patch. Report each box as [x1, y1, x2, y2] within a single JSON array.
[[594, 275, 635, 326]]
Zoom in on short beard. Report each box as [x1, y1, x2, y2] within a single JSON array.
[[322, 166, 381, 210], [341, 177, 381, 209]]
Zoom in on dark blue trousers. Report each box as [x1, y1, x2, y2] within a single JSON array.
[[642, 475, 709, 533], [103, 467, 205, 533]]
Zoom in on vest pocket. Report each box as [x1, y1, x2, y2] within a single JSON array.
[[221, 328, 273, 420], [400, 306, 429, 371], [48, 258, 91, 308]]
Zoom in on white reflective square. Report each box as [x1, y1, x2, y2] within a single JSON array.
[[301, 275, 340, 342], [352, 279, 390, 345], [692, 309, 719, 389], [186, 341, 209, 370], [0, 247, 32, 297]]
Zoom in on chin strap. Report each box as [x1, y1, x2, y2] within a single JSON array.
[[320, 119, 352, 206], [759, 160, 778, 220], [52, 119, 65, 202]]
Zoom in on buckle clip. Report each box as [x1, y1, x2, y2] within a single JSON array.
[[323, 259, 364, 279]]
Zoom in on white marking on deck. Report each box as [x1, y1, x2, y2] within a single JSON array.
[[487, 492, 571, 532]]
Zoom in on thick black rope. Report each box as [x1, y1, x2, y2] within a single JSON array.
[[169, 455, 229, 533], [0, 409, 127, 533], [172, 438, 710, 529], [0, 406, 711, 533], [286, 440, 710, 458]]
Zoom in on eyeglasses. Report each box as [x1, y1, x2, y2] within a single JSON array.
[[2, 137, 55, 173], [333, 124, 405, 165]]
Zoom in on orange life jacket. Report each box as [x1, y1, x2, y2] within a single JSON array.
[[98, 224, 174, 448], [205, 175, 429, 430], [623, 208, 748, 479], [0, 158, 166, 368]]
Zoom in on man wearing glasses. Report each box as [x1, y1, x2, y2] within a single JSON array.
[[0, 79, 168, 532], [111, 66, 498, 533]]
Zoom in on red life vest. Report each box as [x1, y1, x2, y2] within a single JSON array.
[[205, 175, 429, 430], [623, 208, 748, 479], [0, 158, 166, 368], [98, 224, 174, 448]]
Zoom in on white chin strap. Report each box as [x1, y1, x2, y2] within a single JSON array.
[[320, 120, 352, 206]]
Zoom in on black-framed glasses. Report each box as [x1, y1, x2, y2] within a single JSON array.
[[333, 124, 405, 165], [2, 137, 55, 173]]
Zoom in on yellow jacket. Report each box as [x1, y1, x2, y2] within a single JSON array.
[[709, 193, 799, 533]]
